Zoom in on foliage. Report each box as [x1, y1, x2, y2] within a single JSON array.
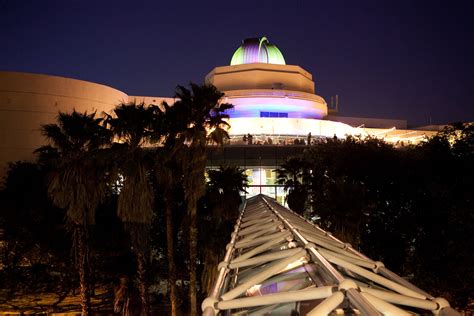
[[206, 166, 248, 221], [38, 110, 112, 315], [200, 166, 248, 295], [276, 156, 310, 214], [39, 111, 112, 226], [169, 83, 233, 315], [0, 162, 71, 293], [277, 124, 474, 309], [105, 102, 158, 315]]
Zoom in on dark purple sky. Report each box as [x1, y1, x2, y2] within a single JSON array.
[[1, 0, 473, 126]]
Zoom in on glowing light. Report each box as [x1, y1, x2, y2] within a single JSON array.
[[279, 256, 309, 274], [230, 37, 286, 65], [246, 284, 262, 296], [227, 117, 367, 139], [225, 96, 326, 119]]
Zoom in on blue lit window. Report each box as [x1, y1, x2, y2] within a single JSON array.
[[260, 112, 288, 118]]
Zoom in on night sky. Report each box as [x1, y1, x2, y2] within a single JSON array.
[[1, 0, 473, 127]]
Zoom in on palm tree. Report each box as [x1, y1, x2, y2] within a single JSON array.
[[206, 166, 248, 222], [171, 83, 233, 315], [151, 102, 181, 316], [38, 110, 112, 315], [276, 156, 309, 214], [105, 102, 156, 316]]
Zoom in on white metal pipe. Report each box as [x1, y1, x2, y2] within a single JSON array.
[[305, 234, 369, 261], [378, 266, 434, 299], [238, 221, 276, 236], [260, 271, 309, 287], [235, 230, 290, 249], [235, 225, 277, 245], [298, 228, 347, 248], [235, 259, 283, 284], [221, 250, 307, 301], [318, 248, 376, 269], [323, 251, 426, 300], [361, 292, 411, 316], [360, 287, 438, 310], [229, 247, 303, 269], [306, 247, 345, 283], [341, 243, 434, 300], [261, 197, 345, 283], [217, 285, 335, 310], [346, 288, 382, 316], [241, 208, 269, 222], [232, 231, 291, 263], [307, 291, 345, 316], [240, 215, 273, 228], [263, 197, 388, 316]]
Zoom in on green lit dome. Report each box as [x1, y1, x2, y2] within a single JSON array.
[[230, 37, 286, 66]]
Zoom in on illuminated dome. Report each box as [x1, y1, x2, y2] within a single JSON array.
[[230, 37, 286, 66]]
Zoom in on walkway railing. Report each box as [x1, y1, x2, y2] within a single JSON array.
[[202, 194, 459, 315]]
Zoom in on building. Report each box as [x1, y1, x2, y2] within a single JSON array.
[[0, 36, 441, 197]]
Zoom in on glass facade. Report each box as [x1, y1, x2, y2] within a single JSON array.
[[206, 166, 287, 205], [244, 167, 286, 205]]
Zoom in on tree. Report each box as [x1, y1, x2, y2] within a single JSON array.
[[39, 110, 111, 315], [0, 161, 71, 298], [151, 102, 182, 316], [275, 156, 310, 214], [105, 102, 156, 316], [171, 83, 232, 315], [408, 123, 474, 307], [305, 136, 399, 247], [200, 166, 248, 294], [205, 166, 248, 222]]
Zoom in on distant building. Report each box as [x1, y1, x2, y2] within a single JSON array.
[[0, 37, 442, 199]]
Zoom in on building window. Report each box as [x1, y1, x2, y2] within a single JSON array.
[[260, 111, 288, 118]]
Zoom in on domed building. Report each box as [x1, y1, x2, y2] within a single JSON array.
[[230, 37, 286, 66], [206, 37, 365, 140], [0, 36, 438, 198]]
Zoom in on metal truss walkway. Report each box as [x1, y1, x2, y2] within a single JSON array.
[[202, 194, 459, 315]]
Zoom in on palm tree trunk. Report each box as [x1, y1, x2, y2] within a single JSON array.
[[189, 205, 198, 315], [165, 189, 178, 316], [76, 226, 91, 316], [136, 251, 150, 316]]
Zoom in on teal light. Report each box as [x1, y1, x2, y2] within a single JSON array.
[[230, 37, 286, 66]]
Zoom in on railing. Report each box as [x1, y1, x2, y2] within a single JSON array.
[[223, 89, 326, 104]]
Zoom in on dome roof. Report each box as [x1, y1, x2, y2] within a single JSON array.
[[230, 37, 286, 66]]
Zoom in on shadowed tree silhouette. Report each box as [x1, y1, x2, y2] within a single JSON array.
[[38, 110, 112, 316], [201, 166, 248, 295], [276, 156, 309, 214], [171, 83, 233, 315], [150, 102, 182, 316], [105, 102, 156, 316], [206, 166, 248, 223]]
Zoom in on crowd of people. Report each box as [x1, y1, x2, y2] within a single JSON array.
[[234, 132, 314, 146]]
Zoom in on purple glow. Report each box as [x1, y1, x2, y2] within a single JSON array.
[[230, 37, 286, 65], [225, 96, 326, 119]]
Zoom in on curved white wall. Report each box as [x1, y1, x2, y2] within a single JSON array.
[[206, 64, 315, 94], [0, 71, 129, 178], [224, 89, 327, 119]]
